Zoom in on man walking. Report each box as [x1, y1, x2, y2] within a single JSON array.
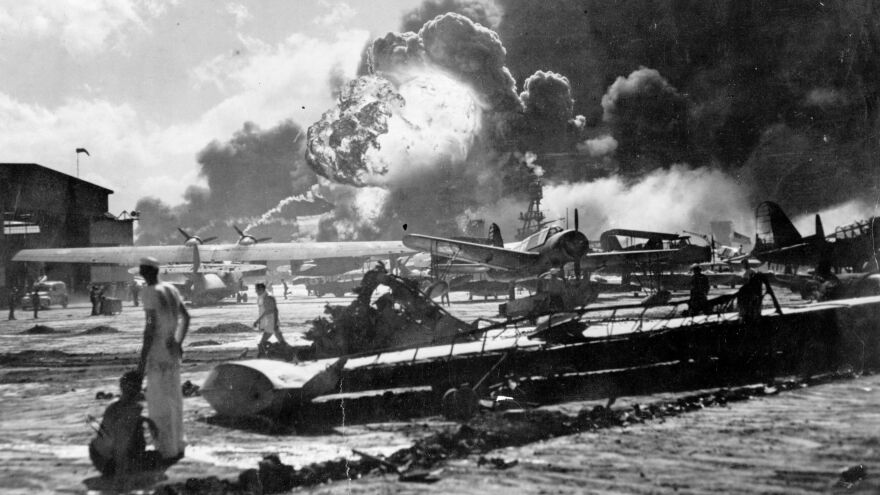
[[136, 257, 189, 464], [7, 287, 17, 320], [254, 283, 287, 357], [31, 287, 39, 319], [688, 264, 710, 316]]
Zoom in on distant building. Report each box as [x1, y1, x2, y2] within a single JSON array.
[[1, 163, 134, 300]]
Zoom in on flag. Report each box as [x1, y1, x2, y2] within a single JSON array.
[[732, 231, 751, 246], [76, 148, 90, 156]]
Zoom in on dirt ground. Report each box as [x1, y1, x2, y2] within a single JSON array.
[[0, 285, 877, 494]]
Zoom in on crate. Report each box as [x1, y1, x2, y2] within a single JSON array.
[[101, 298, 122, 315]]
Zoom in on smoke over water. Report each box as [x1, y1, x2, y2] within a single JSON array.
[[541, 165, 753, 241], [135, 120, 330, 244], [134, 3, 880, 246]]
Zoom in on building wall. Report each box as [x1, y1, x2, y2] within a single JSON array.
[[1, 163, 131, 301]]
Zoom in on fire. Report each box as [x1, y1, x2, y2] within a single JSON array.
[[307, 68, 481, 189]]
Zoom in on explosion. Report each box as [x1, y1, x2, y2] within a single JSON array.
[[307, 69, 480, 187]]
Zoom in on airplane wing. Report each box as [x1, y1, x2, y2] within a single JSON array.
[[13, 241, 413, 265], [581, 244, 711, 271], [12, 245, 193, 264], [125, 263, 267, 275], [403, 234, 539, 271], [198, 241, 412, 263]]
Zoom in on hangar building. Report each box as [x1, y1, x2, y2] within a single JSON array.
[[1, 163, 134, 303]]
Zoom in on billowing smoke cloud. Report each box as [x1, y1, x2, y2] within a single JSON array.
[[308, 13, 538, 240], [494, 0, 880, 214], [401, 0, 500, 32], [601, 67, 689, 171], [541, 165, 753, 241], [518, 70, 584, 152], [135, 120, 330, 244]]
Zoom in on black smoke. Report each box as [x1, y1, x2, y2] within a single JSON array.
[[493, 0, 880, 214], [135, 120, 330, 244], [401, 0, 500, 32]]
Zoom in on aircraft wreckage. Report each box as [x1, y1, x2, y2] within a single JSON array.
[[202, 272, 880, 421]]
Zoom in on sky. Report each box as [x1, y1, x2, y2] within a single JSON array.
[[0, 0, 413, 213]]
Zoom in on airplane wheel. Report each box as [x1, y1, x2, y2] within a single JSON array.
[[441, 386, 479, 422]]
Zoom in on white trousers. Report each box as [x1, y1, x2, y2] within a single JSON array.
[[146, 362, 185, 458]]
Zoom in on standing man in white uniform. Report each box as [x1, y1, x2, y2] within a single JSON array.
[[136, 257, 190, 463], [254, 282, 288, 357]]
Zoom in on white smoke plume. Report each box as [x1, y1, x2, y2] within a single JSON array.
[[541, 165, 753, 241], [577, 134, 618, 157], [245, 185, 330, 231], [792, 199, 878, 236]]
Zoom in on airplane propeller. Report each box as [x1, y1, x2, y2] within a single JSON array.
[[233, 225, 272, 245], [178, 228, 217, 246]]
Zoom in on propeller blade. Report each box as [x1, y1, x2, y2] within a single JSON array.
[[233, 225, 245, 237], [256, 237, 272, 243], [178, 227, 192, 240], [202, 236, 217, 244], [574, 209, 579, 232]]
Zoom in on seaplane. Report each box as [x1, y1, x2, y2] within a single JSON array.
[[12, 226, 415, 305]]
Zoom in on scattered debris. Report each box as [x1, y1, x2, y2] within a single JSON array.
[[477, 456, 519, 469], [193, 323, 252, 334], [835, 464, 867, 488], [187, 340, 220, 347], [20, 325, 58, 335], [399, 468, 443, 483], [151, 370, 870, 493], [182, 380, 200, 397], [79, 326, 119, 335], [95, 391, 115, 400]]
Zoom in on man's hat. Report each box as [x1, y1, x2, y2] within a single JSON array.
[[691, 263, 702, 272], [139, 256, 160, 268]]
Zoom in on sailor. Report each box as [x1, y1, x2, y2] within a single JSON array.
[[740, 259, 755, 285], [31, 287, 39, 319], [136, 256, 189, 464], [90, 285, 100, 316], [688, 264, 710, 315], [254, 282, 288, 357], [130, 281, 141, 307], [7, 286, 17, 320], [89, 370, 164, 477]]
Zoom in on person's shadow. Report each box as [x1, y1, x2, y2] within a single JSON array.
[[82, 470, 168, 492]]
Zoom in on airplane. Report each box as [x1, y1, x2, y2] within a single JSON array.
[[752, 201, 880, 273], [403, 214, 590, 281], [749, 201, 880, 301], [402, 214, 710, 287], [128, 246, 265, 305], [12, 228, 415, 304]]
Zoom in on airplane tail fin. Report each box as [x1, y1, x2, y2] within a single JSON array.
[[755, 201, 802, 251], [488, 223, 504, 247]]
